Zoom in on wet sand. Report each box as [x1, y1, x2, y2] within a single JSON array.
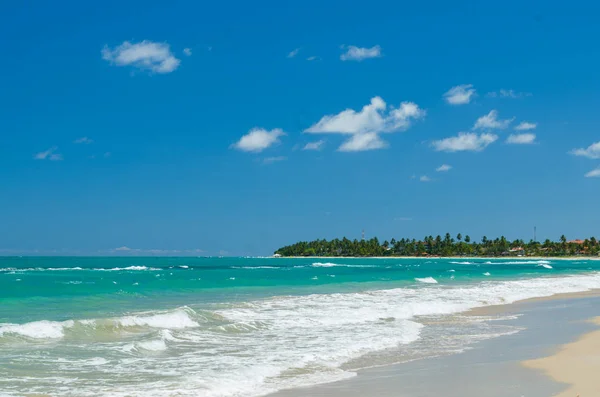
[[524, 317, 600, 397], [268, 292, 600, 397]]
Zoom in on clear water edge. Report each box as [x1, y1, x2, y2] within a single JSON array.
[[1, 257, 600, 397]]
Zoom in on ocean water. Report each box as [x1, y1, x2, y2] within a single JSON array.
[[1, 257, 600, 397]]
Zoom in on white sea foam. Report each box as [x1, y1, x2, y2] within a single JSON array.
[[233, 266, 280, 269], [0, 266, 160, 272], [486, 260, 552, 265], [5, 272, 600, 397], [0, 320, 73, 339], [312, 262, 340, 267], [538, 264, 553, 269], [450, 261, 473, 265], [311, 262, 376, 268], [136, 339, 168, 352], [118, 309, 199, 329], [415, 277, 438, 284], [179, 265, 189, 269], [483, 272, 491, 276]]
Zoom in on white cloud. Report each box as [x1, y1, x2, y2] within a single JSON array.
[[102, 40, 181, 74], [515, 121, 537, 131], [432, 132, 498, 152], [420, 175, 431, 182], [443, 84, 476, 105], [74, 137, 93, 144], [231, 128, 285, 152], [486, 89, 532, 98], [506, 133, 536, 144], [262, 156, 287, 164], [585, 167, 600, 178], [183, 48, 192, 56], [115, 246, 131, 251], [307, 56, 320, 61], [569, 141, 600, 159], [436, 164, 452, 172], [305, 97, 424, 134], [305, 97, 424, 152], [34, 147, 63, 161], [287, 48, 300, 58], [303, 140, 325, 151], [104, 152, 111, 158], [340, 45, 382, 61], [338, 133, 387, 152], [473, 110, 513, 130]]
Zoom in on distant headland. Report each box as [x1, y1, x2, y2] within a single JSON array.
[[274, 234, 600, 257]]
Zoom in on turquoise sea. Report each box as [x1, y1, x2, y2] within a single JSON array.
[[2, 256, 600, 396]]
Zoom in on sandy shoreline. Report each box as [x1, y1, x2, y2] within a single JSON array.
[[523, 316, 600, 397], [269, 290, 600, 397], [279, 256, 600, 260]]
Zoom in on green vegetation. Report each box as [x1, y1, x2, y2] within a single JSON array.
[[274, 234, 600, 257]]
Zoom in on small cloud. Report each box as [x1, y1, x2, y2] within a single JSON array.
[[307, 56, 320, 61], [338, 132, 388, 152], [432, 132, 498, 152], [570, 141, 600, 159], [104, 152, 111, 158], [394, 217, 413, 221], [420, 175, 431, 182], [436, 164, 452, 172], [34, 147, 63, 161], [305, 96, 425, 135], [115, 246, 131, 251], [506, 133, 536, 144], [231, 128, 285, 153], [443, 84, 476, 105], [262, 156, 287, 164], [74, 137, 93, 144], [303, 140, 325, 151], [585, 167, 600, 178], [473, 110, 513, 130], [340, 45, 382, 61], [287, 48, 300, 58], [515, 121, 537, 131], [102, 40, 181, 74], [207, 46, 213, 52], [183, 48, 192, 56], [486, 89, 532, 98]]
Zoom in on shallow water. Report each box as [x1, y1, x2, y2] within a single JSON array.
[[1, 257, 600, 396]]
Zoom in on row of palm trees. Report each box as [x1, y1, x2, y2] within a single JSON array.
[[274, 234, 600, 257]]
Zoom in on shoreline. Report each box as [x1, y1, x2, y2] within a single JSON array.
[[277, 255, 600, 260], [523, 317, 600, 397], [268, 290, 600, 397]]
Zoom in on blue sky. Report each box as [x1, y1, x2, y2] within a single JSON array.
[[1, 0, 599, 256]]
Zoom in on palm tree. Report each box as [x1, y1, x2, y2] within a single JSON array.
[[465, 235, 471, 243], [457, 233, 462, 241]]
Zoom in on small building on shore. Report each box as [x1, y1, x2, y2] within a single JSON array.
[[509, 247, 525, 256]]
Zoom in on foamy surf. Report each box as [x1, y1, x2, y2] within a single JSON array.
[[415, 277, 438, 284], [3, 255, 600, 397]]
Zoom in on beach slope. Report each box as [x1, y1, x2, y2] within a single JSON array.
[[523, 317, 600, 397]]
